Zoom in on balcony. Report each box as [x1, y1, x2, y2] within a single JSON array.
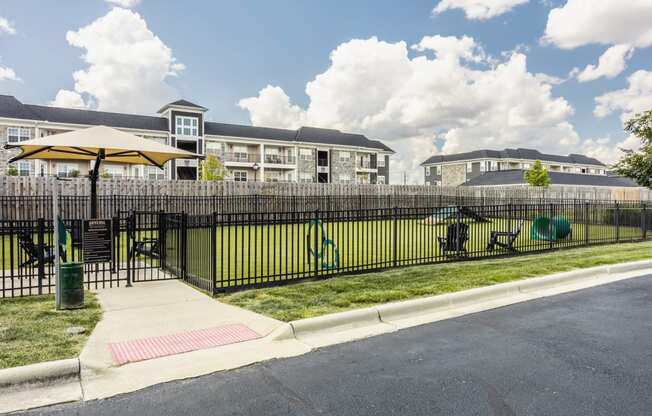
[[264, 154, 296, 166], [356, 160, 377, 172], [177, 158, 198, 168], [221, 152, 261, 164]]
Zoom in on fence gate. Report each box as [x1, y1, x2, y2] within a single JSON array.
[[124, 211, 173, 283]]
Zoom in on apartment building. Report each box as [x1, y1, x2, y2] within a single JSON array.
[[0, 95, 393, 184], [421, 148, 607, 187]]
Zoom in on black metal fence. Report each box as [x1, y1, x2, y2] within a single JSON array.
[[0, 194, 636, 221], [157, 200, 651, 294], [1, 198, 650, 298]]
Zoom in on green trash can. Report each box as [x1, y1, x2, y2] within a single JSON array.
[[59, 262, 84, 310]]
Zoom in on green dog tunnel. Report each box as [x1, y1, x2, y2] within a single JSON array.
[[531, 216, 572, 241]]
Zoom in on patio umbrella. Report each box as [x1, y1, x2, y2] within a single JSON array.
[[4, 125, 202, 217]]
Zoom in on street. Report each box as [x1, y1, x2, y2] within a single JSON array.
[[21, 275, 652, 416]]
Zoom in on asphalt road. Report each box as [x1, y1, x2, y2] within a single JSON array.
[[22, 275, 652, 416]]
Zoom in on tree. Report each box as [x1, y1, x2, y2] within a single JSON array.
[[613, 109, 652, 188], [524, 160, 551, 187], [200, 154, 227, 181], [6, 165, 18, 176]]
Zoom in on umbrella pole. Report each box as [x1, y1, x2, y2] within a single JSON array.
[[90, 150, 105, 219]]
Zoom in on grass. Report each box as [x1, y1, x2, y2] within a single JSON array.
[[0, 293, 102, 369], [206, 217, 642, 288], [220, 240, 652, 321]]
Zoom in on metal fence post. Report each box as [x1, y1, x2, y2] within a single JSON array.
[[615, 202, 620, 243], [642, 203, 647, 240], [111, 215, 119, 273], [126, 211, 134, 287], [392, 206, 398, 268], [181, 212, 188, 280], [584, 202, 590, 246], [455, 205, 461, 255], [313, 209, 320, 278], [36, 218, 46, 295], [159, 211, 167, 272], [211, 211, 217, 296]]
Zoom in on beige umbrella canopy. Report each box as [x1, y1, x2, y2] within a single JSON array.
[[5, 125, 199, 167], [4, 125, 202, 217]]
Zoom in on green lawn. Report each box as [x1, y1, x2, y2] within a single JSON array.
[[0, 293, 102, 369], [220, 240, 652, 321], [208, 217, 644, 289], [3, 215, 646, 292]]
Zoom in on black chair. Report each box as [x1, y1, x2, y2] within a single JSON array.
[[437, 223, 469, 257], [18, 230, 67, 268], [131, 237, 160, 259], [487, 220, 524, 252]]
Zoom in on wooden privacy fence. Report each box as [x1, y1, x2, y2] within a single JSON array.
[[1, 176, 649, 201]]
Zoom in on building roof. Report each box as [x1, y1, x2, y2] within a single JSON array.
[[24, 104, 170, 132], [421, 148, 605, 167], [462, 169, 640, 188], [0, 95, 393, 152], [157, 99, 208, 113], [205, 123, 394, 152]]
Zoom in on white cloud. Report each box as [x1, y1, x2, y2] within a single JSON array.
[[544, 0, 652, 82], [105, 0, 141, 8], [240, 36, 587, 184], [0, 65, 19, 82], [53, 8, 184, 113], [594, 70, 652, 123], [433, 0, 528, 20], [0, 17, 16, 35], [581, 135, 642, 165], [575, 44, 634, 82], [50, 90, 88, 109], [543, 0, 652, 49]]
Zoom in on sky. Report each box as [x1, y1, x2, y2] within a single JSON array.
[[1, 0, 652, 184]]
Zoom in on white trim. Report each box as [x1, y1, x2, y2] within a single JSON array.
[[204, 135, 393, 154], [0, 117, 169, 137]]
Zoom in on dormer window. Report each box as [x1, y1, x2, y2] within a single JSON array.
[[175, 116, 199, 137]]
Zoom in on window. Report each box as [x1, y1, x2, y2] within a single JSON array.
[[299, 148, 313, 160], [233, 170, 248, 182], [7, 127, 30, 143], [16, 161, 31, 176], [232, 145, 249, 161], [436, 165, 442, 175], [466, 162, 473, 173], [377, 175, 385, 184], [425, 166, 431, 176], [339, 151, 350, 162], [300, 172, 314, 183], [147, 166, 166, 180], [56, 163, 78, 178], [175, 116, 199, 137], [205, 141, 223, 154], [490, 161, 498, 171], [377, 155, 385, 168], [339, 174, 351, 183], [104, 165, 125, 178], [523, 163, 531, 169], [265, 171, 282, 182]]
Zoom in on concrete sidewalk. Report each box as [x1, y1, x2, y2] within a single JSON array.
[[79, 279, 310, 400]]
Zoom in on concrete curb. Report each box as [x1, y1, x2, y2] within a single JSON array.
[[275, 260, 652, 346], [0, 358, 79, 388]]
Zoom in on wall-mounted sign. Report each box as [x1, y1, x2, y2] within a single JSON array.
[[83, 219, 112, 264]]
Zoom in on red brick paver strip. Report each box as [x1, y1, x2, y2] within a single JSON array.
[[109, 324, 261, 366]]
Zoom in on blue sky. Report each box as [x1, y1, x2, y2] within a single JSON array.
[[1, 0, 651, 182]]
